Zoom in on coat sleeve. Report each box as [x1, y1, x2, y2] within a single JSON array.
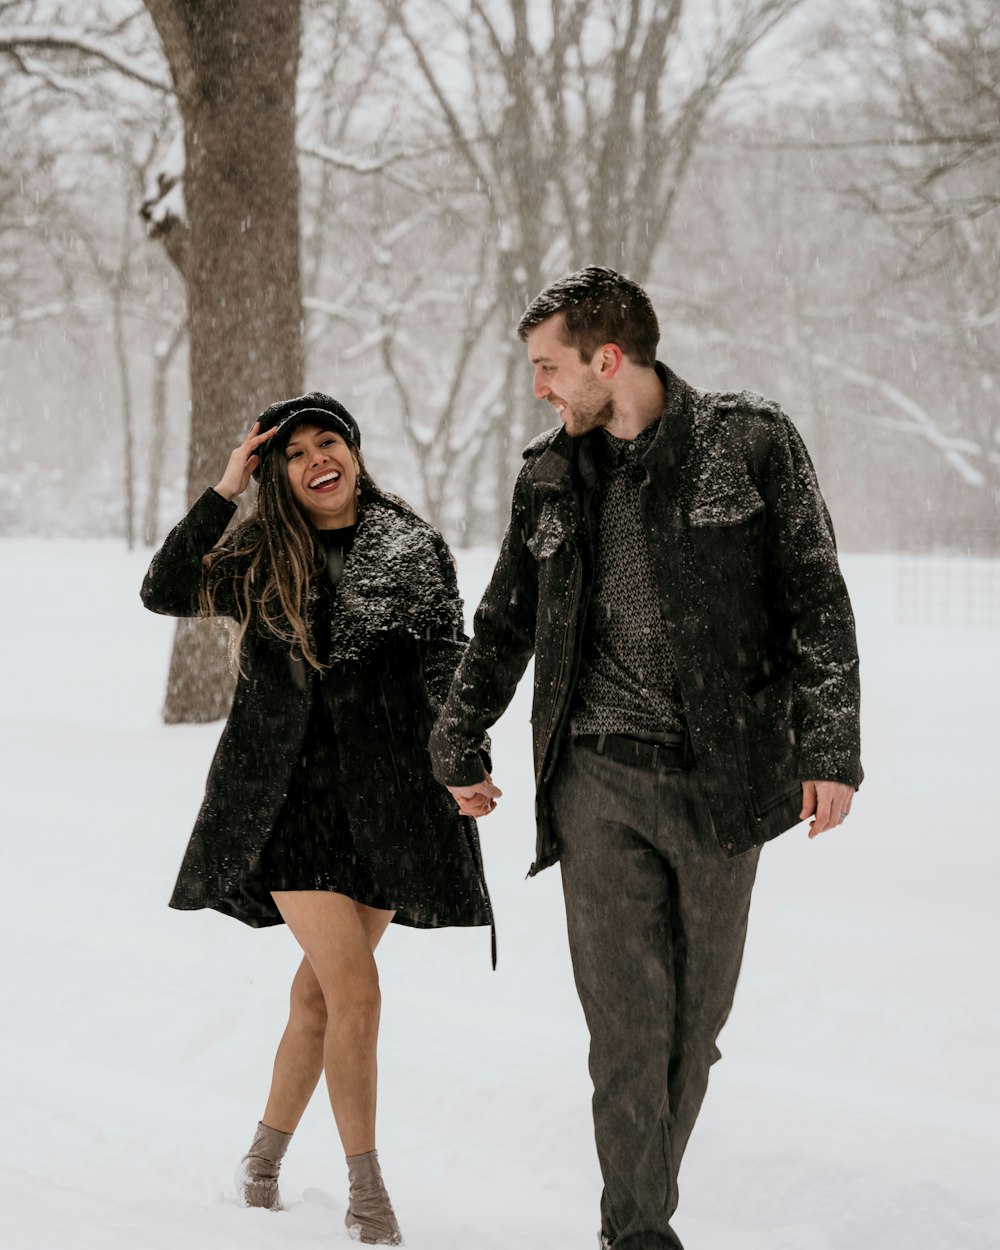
[[429, 462, 541, 787], [752, 410, 862, 788], [421, 534, 471, 712], [140, 488, 239, 618], [421, 533, 493, 774]]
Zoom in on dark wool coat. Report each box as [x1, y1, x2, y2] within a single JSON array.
[[430, 363, 863, 871], [142, 486, 493, 932]]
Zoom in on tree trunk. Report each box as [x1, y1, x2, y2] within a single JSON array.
[[145, 0, 304, 722], [143, 320, 187, 547]]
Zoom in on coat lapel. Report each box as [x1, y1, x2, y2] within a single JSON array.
[[323, 495, 463, 662], [526, 426, 599, 561]]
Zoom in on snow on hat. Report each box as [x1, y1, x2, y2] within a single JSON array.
[[253, 392, 361, 478]]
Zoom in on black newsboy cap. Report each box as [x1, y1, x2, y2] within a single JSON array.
[[253, 392, 361, 477]]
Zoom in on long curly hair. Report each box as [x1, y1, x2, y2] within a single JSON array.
[[199, 435, 376, 674]]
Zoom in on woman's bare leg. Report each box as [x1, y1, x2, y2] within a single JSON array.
[[269, 891, 394, 1155], [261, 956, 327, 1133]]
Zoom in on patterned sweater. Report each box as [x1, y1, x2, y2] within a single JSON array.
[[570, 418, 687, 738]]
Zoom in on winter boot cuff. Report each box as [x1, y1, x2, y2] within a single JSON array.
[[236, 1120, 293, 1211], [345, 1148, 403, 1245]]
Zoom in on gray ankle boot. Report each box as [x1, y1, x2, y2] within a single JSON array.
[[236, 1120, 292, 1211], [344, 1149, 402, 1245]]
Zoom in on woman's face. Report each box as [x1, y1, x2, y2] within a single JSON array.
[[282, 423, 359, 529]]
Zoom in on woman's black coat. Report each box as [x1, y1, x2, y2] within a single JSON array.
[[141, 486, 492, 932]]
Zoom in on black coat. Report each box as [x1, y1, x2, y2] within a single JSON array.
[[142, 486, 493, 931], [430, 364, 862, 870]]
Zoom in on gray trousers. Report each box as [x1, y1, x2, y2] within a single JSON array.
[[550, 739, 760, 1250]]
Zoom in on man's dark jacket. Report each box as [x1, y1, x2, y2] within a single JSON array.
[[429, 364, 862, 871]]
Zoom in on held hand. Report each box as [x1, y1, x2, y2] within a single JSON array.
[[213, 421, 277, 501], [801, 779, 856, 838], [447, 775, 503, 819]]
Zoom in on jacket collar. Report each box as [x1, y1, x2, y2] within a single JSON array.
[[318, 492, 463, 661], [643, 362, 694, 473], [525, 427, 587, 496]]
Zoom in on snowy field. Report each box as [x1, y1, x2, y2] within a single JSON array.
[[1, 539, 998, 1250]]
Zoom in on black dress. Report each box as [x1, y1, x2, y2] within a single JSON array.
[[258, 525, 392, 909]]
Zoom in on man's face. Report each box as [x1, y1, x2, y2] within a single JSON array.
[[526, 313, 613, 437]]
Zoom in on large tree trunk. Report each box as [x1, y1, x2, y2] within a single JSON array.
[[145, 0, 304, 722]]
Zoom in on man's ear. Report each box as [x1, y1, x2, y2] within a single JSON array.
[[595, 343, 624, 378]]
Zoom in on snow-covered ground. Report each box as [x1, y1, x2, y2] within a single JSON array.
[[1, 540, 997, 1250]]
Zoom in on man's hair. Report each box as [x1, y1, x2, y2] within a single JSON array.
[[517, 266, 659, 367]]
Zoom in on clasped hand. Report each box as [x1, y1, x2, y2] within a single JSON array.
[[447, 775, 503, 819]]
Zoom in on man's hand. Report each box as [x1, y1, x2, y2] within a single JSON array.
[[801, 779, 856, 838], [447, 775, 503, 819]]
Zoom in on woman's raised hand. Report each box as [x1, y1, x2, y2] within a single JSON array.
[[213, 421, 277, 501]]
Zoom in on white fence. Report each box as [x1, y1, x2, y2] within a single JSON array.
[[895, 556, 1000, 628]]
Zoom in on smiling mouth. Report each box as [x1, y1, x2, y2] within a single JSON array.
[[309, 470, 341, 490]]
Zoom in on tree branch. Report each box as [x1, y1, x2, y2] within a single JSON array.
[[389, 1, 494, 191], [0, 25, 171, 92], [703, 329, 987, 488]]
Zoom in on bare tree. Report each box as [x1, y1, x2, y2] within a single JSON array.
[[367, 0, 806, 535], [138, 1, 305, 720], [5, 3, 463, 715], [3, 3, 304, 717], [836, 0, 1000, 500], [645, 80, 997, 554], [1, 4, 188, 547]]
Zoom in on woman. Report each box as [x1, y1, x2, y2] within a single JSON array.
[[141, 392, 493, 1246]]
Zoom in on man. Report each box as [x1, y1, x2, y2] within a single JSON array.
[[429, 266, 861, 1249]]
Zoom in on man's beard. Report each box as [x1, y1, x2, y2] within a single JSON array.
[[563, 388, 614, 437]]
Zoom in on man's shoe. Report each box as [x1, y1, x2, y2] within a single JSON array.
[[344, 1148, 403, 1245], [236, 1120, 292, 1210]]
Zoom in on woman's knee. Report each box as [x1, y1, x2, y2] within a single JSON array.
[[290, 970, 328, 1035], [323, 964, 381, 1023]]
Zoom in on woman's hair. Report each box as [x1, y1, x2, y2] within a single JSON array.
[[200, 433, 377, 674]]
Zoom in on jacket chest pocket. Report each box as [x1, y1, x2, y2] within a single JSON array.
[[527, 498, 575, 561], [688, 483, 765, 529], [681, 486, 769, 651], [686, 483, 767, 580]]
